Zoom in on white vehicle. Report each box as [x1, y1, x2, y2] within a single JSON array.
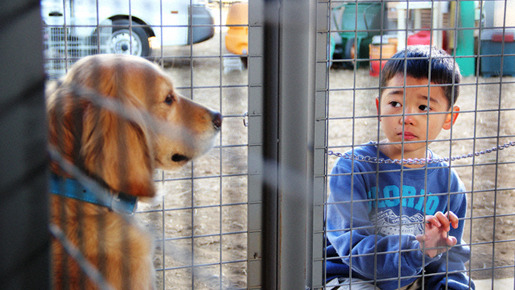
[[41, 0, 215, 57]]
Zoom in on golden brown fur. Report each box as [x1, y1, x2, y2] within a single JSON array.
[[47, 54, 221, 289]]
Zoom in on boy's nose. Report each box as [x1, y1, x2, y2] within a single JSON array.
[[400, 112, 416, 125]]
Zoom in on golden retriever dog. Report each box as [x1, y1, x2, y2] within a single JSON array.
[[47, 54, 221, 289]]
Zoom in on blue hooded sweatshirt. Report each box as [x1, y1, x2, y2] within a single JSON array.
[[326, 143, 474, 289]]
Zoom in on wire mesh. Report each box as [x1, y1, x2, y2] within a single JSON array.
[[321, 0, 515, 289], [43, 20, 112, 79], [42, 0, 249, 289], [39, 0, 515, 289]]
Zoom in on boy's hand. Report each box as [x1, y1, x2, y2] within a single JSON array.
[[426, 211, 459, 232], [416, 211, 459, 258]]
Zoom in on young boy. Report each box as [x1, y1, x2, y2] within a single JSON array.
[[326, 46, 475, 289]]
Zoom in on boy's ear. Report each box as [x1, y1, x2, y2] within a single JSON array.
[[375, 97, 380, 120], [442, 105, 460, 130]]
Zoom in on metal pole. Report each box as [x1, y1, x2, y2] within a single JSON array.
[[262, 0, 316, 288], [278, 0, 315, 287], [0, 1, 50, 289], [262, 0, 280, 287]]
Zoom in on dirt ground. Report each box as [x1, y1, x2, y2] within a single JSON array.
[[134, 8, 514, 289]]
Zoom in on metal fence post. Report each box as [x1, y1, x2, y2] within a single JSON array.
[[262, 0, 281, 287], [261, 0, 316, 288], [0, 1, 49, 289], [278, 0, 317, 288]]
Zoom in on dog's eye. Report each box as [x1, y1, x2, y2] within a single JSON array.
[[164, 94, 174, 105]]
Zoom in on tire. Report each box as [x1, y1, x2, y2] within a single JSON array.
[[110, 19, 150, 57]]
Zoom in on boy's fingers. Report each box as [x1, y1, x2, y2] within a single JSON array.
[[446, 211, 459, 229], [435, 211, 450, 231], [425, 215, 440, 227], [446, 236, 457, 247], [416, 234, 425, 243]]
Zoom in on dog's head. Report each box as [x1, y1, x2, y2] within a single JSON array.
[[47, 54, 221, 197]]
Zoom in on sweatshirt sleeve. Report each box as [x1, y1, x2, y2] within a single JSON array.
[[424, 172, 475, 289], [326, 158, 438, 280]]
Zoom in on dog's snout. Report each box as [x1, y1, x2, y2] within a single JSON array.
[[212, 112, 222, 130]]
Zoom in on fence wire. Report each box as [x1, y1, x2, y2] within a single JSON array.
[[39, 0, 515, 289], [42, 0, 249, 289], [321, 1, 515, 289]]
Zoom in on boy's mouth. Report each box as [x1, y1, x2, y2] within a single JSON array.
[[399, 132, 416, 140]]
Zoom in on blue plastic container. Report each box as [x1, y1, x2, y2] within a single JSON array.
[[479, 35, 515, 77]]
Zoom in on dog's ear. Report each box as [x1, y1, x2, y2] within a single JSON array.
[[47, 84, 156, 198], [47, 86, 87, 175], [81, 97, 156, 198]]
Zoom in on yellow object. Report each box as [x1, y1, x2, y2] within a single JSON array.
[[225, 3, 248, 55], [368, 42, 397, 77], [369, 43, 396, 59]]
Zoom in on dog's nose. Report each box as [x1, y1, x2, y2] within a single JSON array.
[[212, 112, 222, 130]]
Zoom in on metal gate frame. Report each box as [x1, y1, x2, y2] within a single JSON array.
[[250, 0, 515, 289], [247, 0, 328, 288], [10, 0, 515, 288]]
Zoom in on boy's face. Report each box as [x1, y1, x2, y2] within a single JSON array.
[[376, 74, 459, 158]]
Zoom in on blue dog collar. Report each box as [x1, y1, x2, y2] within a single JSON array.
[[50, 174, 137, 215]]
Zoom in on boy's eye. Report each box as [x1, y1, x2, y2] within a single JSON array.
[[418, 104, 430, 111], [389, 101, 401, 108]]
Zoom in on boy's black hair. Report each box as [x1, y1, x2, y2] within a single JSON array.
[[380, 45, 461, 107]]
